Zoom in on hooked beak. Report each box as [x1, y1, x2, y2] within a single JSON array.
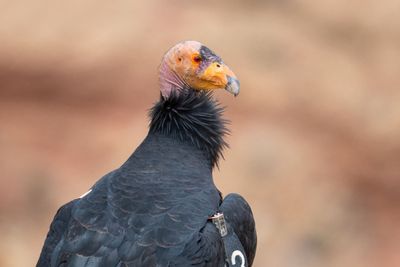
[[195, 62, 240, 96], [225, 76, 240, 97], [218, 63, 240, 96]]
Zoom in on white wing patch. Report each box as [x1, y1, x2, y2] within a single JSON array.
[[231, 250, 245, 267], [79, 189, 92, 198]]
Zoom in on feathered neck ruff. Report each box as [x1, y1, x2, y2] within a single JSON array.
[[149, 89, 229, 168]]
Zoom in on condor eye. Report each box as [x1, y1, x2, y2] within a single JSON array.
[[193, 55, 202, 63]]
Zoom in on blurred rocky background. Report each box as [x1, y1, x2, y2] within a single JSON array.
[[0, 0, 399, 266]]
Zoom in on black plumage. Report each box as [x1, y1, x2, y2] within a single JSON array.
[[38, 40, 256, 266], [149, 90, 228, 168], [37, 89, 256, 266]]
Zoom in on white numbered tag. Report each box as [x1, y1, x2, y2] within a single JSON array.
[[231, 250, 245, 267]]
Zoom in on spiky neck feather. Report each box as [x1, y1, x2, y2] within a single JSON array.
[[149, 89, 229, 168]]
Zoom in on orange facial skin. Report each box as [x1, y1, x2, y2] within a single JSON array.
[[160, 41, 240, 97]]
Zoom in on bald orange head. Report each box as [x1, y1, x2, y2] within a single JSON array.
[[159, 41, 240, 98]]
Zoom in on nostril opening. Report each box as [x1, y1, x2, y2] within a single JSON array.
[[216, 64, 221, 68]]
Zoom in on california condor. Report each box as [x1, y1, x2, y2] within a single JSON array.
[[37, 41, 257, 267]]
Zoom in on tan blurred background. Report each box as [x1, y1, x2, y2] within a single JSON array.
[[1, 0, 399, 266]]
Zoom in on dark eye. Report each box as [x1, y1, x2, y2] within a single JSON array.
[[193, 55, 202, 63], [216, 64, 221, 68]]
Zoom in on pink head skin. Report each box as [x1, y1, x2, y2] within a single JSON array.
[[159, 41, 240, 99]]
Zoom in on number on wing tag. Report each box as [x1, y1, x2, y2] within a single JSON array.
[[231, 250, 245, 267]]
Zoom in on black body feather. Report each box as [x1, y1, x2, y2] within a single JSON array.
[[149, 90, 229, 168], [37, 88, 256, 267]]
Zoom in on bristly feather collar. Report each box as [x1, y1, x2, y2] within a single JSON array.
[[149, 89, 229, 168]]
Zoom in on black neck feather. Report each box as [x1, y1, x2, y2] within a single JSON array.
[[149, 89, 229, 168]]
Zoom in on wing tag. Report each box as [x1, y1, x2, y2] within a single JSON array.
[[210, 212, 228, 237]]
